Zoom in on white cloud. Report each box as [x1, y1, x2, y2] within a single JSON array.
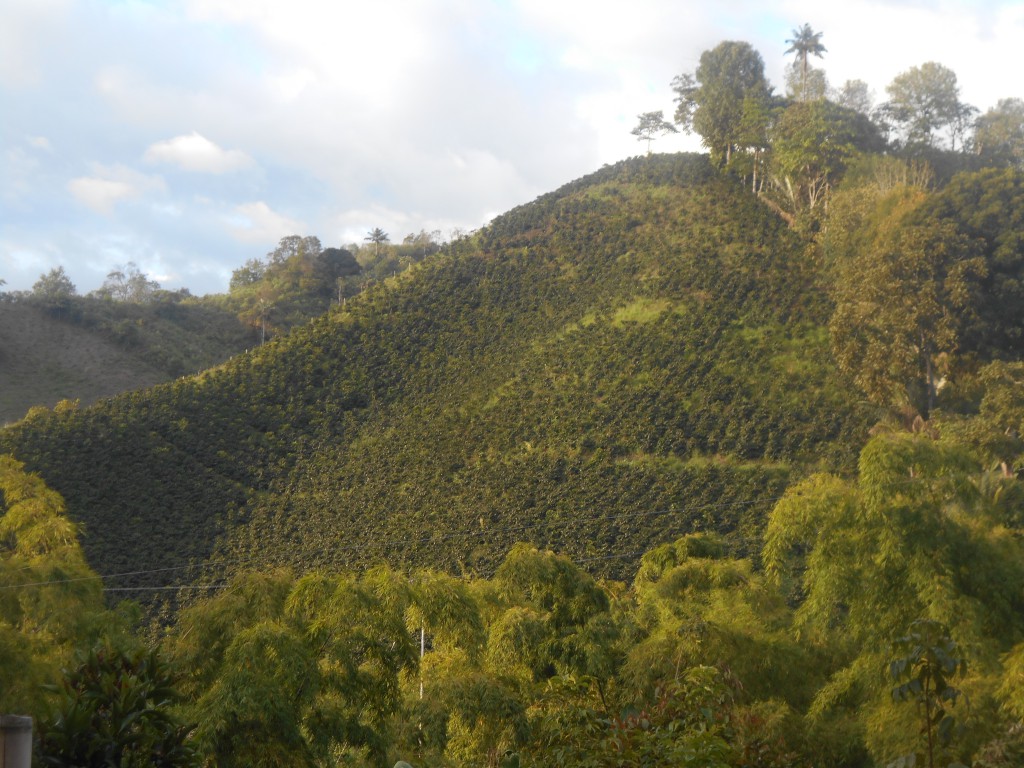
[[4, 148, 41, 206], [226, 201, 305, 244], [184, 0, 433, 106], [4, 0, 1024, 296], [151, 202, 183, 218], [268, 68, 316, 103], [0, 237, 53, 277], [0, 0, 74, 87], [27, 135, 52, 152], [67, 165, 166, 215], [67, 178, 137, 215], [144, 132, 254, 173]]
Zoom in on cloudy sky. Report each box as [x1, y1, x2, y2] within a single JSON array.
[[2, 0, 1021, 295]]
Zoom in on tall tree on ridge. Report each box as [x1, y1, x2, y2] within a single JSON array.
[[834, 79, 874, 115], [32, 266, 77, 304], [94, 262, 160, 303], [770, 99, 883, 214], [975, 98, 1024, 167], [365, 227, 390, 258], [785, 23, 826, 101], [881, 62, 975, 151], [630, 110, 679, 154], [672, 40, 773, 166]]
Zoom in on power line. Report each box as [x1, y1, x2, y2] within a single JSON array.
[[103, 585, 228, 592], [0, 560, 244, 591], [21, 461, 957, 594], [576, 550, 649, 564], [85, 469, 954, 593], [0, 493, 784, 593]]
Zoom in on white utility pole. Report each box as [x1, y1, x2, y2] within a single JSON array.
[[419, 626, 425, 699], [0, 716, 32, 768]]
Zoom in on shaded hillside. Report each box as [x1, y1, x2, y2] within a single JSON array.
[[0, 154, 872, 595], [0, 303, 163, 425], [0, 299, 254, 425]]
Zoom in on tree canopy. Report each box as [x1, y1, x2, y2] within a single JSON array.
[[881, 62, 976, 151], [630, 110, 678, 154], [223, 234, 361, 338], [769, 99, 883, 214], [672, 41, 774, 166], [93, 262, 161, 303], [975, 97, 1024, 167], [32, 267, 77, 304], [828, 185, 986, 416]]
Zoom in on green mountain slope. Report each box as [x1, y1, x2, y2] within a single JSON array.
[[0, 298, 255, 425], [0, 154, 871, 594]]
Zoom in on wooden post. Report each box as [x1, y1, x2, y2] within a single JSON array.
[[0, 716, 32, 768]]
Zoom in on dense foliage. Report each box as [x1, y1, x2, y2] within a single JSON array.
[[36, 643, 199, 768], [10, 432, 1024, 767]]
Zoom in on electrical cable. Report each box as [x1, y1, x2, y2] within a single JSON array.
[[0, 493, 784, 592], [1, 470, 944, 593]]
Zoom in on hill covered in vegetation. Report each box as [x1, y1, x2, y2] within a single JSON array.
[[0, 294, 256, 425], [7, 24, 1024, 767], [0, 153, 871, 594], [5, 149, 1024, 768], [0, 229, 446, 426]]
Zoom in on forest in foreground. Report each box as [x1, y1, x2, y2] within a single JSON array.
[[4, 29, 1024, 767], [6, 428, 1024, 768]]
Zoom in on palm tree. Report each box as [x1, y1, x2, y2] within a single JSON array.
[[364, 228, 389, 258], [785, 23, 826, 100]]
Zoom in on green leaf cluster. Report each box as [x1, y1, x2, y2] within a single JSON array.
[[36, 643, 198, 768]]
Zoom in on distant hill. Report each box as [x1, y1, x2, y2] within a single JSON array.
[[0, 298, 255, 425], [0, 154, 873, 599]]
